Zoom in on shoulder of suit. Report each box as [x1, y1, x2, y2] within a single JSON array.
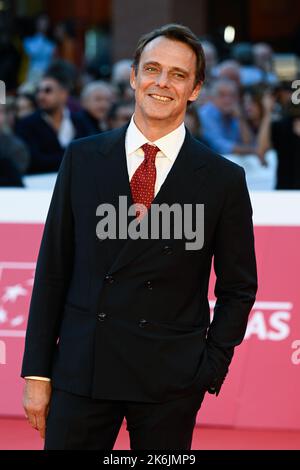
[[190, 135, 245, 178], [70, 126, 126, 153]]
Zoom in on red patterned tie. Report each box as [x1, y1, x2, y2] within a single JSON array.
[[130, 143, 159, 219]]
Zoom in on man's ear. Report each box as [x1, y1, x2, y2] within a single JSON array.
[[188, 81, 203, 103], [130, 66, 136, 90]]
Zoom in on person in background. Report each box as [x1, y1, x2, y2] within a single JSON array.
[[215, 60, 241, 89], [15, 93, 37, 119], [253, 43, 278, 85], [46, 60, 82, 113], [242, 86, 266, 137], [15, 71, 90, 174], [273, 81, 295, 117], [0, 104, 30, 186], [258, 96, 300, 188], [111, 59, 135, 100], [107, 100, 135, 129], [231, 43, 264, 87], [198, 78, 256, 155], [23, 13, 56, 84], [184, 104, 209, 146], [79, 81, 116, 134]]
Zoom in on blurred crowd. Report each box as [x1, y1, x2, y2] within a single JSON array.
[[1, 13, 300, 189]]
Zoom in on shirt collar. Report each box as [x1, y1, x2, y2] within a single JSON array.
[[125, 114, 186, 163]]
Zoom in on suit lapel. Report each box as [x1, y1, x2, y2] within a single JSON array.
[[107, 129, 208, 275], [91, 124, 133, 207], [90, 125, 135, 262]]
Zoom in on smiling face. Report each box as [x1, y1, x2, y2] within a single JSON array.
[[130, 36, 201, 134]]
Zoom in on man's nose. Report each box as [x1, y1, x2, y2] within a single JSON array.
[[155, 70, 170, 87]]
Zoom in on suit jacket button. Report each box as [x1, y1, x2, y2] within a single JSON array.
[[139, 319, 148, 327], [104, 274, 114, 284], [145, 280, 153, 290], [97, 312, 107, 321], [163, 245, 173, 255]]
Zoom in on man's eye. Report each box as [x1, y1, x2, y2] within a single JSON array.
[[145, 66, 158, 72], [173, 73, 185, 79]]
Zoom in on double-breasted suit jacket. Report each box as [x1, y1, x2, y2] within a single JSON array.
[[21, 124, 257, 402]]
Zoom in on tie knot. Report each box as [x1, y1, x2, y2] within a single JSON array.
[[141, 143, 159, 162]]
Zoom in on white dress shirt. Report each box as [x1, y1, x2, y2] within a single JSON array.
[[125, 115, 186, 196], [25, 115, 186, 382]]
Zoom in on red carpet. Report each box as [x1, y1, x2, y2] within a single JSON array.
[[0, 418, 299, 450]]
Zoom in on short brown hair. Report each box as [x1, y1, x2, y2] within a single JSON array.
[[133, 23, 206, 87]]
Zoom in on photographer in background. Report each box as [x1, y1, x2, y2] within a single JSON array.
[[257, 90, 300, 189]]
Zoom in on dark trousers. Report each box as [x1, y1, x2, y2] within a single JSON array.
[[45, 388, 206, 450]]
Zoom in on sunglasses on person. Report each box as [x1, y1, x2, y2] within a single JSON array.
[[37, 86, 55, 94]]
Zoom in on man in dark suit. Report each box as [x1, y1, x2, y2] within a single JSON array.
[[15, 72, 90, 174], [22, 24, 257, 450]]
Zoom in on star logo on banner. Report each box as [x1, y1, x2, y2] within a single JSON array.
[[2, 284, 27, 303], [0, 264, 35, 331]]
